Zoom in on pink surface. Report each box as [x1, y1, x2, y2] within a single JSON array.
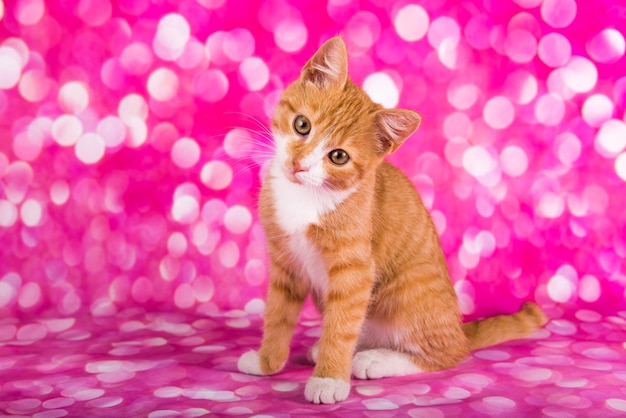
[[1, 0, 626, 415]]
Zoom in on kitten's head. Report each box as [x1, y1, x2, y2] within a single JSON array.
[[271, 37, 421, 192]]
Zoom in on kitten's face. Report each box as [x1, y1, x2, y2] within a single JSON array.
[[269, 37, 421, 193], [271, 81, 383, 192]]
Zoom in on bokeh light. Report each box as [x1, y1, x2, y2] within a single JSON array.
[[0, 1, 625, 414], [363, 72, 399, 108], [394, 5, 429, 42]]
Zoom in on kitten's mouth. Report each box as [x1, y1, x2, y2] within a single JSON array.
[[285, 168, 320, 188], [283, 167, 304, 185]]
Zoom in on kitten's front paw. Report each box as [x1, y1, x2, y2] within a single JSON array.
[[352, 350, 387, 379], [352, 349, 422, 379], [304, 377, 350, 404], [237, 350, 266, 376]]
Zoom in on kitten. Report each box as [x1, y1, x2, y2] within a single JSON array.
[[237, 36, 547, 404]]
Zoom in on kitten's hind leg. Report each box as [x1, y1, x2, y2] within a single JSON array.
[[352, 349, 423, 379], [307, 340, 320, 364]]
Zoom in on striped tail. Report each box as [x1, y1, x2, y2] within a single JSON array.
[[462, 302, 548, 351]]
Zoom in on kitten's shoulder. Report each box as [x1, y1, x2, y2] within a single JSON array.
[[376, 161, 414, 188]]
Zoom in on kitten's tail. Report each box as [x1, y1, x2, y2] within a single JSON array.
[[461, 302, 548, 351]]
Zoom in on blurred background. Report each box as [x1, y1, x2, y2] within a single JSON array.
[[0, 0, 625, 319]]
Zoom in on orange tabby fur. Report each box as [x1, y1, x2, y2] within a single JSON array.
[[237, 37, 547, 404]]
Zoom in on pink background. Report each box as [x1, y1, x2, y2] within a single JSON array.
[[1, 0, 626, 416]]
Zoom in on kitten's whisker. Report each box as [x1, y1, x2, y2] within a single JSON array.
[[224, 111, 273, 137], [252, 91, 278, 115]]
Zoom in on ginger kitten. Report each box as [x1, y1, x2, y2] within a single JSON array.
[[237, 36, 547, 404]]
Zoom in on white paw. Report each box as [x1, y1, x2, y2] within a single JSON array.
[[307, 341, 319, 364], [304, 377, 350, 404], [237, 350, 266, 376], [352, 349, 422, 380]]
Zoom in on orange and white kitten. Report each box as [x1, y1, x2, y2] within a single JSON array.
[[237, 37, 547, 404]]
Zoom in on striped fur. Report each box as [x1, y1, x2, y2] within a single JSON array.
[[237, 37, 548, 404]]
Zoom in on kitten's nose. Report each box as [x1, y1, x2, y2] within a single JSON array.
[[292, 159, 304, 173]]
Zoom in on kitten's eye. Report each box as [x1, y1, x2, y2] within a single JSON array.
[[328, 149, 350, 166], [293, 115, 311, 136]]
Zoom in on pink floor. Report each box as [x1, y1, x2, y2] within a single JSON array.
[[1, 0, 626, 416]]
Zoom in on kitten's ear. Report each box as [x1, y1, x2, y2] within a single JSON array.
[[300, 37, 348, 88], [376, 109, 422, 154]]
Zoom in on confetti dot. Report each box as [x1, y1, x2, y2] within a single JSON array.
[[201, 161, 233, 190], [154, 386, 184, 398], [587, 28, 625, 63], [119, 94, 149, 123], [547, 271, 576, 302], [274, 18, 307, 53], [428, 17, 460, 50], [154, 13, 190, 60], [0, 281, 17, 308], [0, 46, 23, 89], [171, 137, 201, 169], [453, 373, 494, 389], [363, 399, 399, 410], [13, 129, 43, 162], [504, 70, 538, 105], [464, 14, 492, 50], [484, 396, 516, 408], [394, 5, 429, 42], [167, 232, 188, 257], [120, 43, 154, 75], [194, 69, 229, 102], [17, 323, 47, 341], [20, 198, 43, 226], [554, 132, 581, 166], [538, 33, 572, 67], [447, 84, 479, 110], [224, 128, 255, 159], [75, 133, 106, 164], [474, 350, 511, 361], [244, 298, 265, 314], [19, 69, 51, 102], [504, 30, 537, 63], [172, 195, 199, 224], [563, 56, 598, 94], [174, 283, 195, 309], [541, 0, 577, 28], [363, 72, 399, 108], [535, 93, 565, 126], [582, 94, 614, 127], [58, 81, 89, 114], [14, 0, 45, 26], [595, 119, 626, 157], [18, 282, 42, 309], [77, 0, 111, 26], [483, 96, 514, 129], [50, 180, 70, 205], [147, 68, 179, 102], [500, 146, 528, 177], [346, 12, 381, 49], [224, 205, 252, 234], [463, 146, 495, 177], [239, 57, 269, 91], [97, 116, 126, 148], [443, 112, 473, 140], [607, 399, 626, 413], [218, 241, 240, 268], [547, 319, 577, 335]]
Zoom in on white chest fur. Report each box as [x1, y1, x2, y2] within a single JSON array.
[[269, 164, 355, 297]]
